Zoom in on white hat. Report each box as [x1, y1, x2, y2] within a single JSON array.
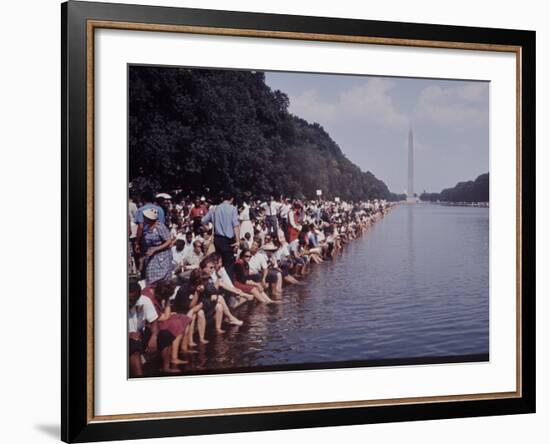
[[262, 242, 278, 252], [156, 193, 172, 200], [143, 208, 159, 220]]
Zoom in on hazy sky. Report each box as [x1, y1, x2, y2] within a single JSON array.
[[264, 71, 489, 194]]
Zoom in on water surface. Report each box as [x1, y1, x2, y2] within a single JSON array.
[[163, 204, 489, 374]]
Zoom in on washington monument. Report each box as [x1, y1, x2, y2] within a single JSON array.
[[407, 128, 418, 203]]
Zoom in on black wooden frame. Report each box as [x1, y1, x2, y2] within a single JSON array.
[[62, 1, 536, 442]]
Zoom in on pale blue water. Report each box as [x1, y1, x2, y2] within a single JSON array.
[[178, 204, 489, 372]]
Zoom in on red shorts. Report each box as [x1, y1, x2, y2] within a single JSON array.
[[233, 281, 255, 294], [159, 313, 191, 338]]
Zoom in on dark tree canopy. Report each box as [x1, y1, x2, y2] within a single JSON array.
[[129, 66, 394, 201], [420, 173, 489, 203]]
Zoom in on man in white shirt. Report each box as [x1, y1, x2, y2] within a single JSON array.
[[171, 235, 188, 267], [182, 231, 195, 258], [274, 241, 291, 263], [249, 240, 282, 293], [278, 197, 291, 241], [288, 238, 309, 277], [261, 196, 282, 236], [248, 241, 269, 277], [241, 232, 252, 250], [180, 240, 204, 274]]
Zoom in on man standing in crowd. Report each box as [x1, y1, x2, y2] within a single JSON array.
[[128, 193, 139, 275], [155, 193, 171, 226], [190, 198, 207, 235], [278, 197, 291, 241], [202, 191, 240, 280], [261, 195, 281, 236]]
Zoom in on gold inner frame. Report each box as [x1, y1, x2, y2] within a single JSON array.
[[85, 19, 523, 423]]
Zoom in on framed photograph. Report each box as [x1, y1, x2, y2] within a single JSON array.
[[62, 1, 535, 442]]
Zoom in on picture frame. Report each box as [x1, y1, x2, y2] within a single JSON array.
[[61, 0, 536, 442]]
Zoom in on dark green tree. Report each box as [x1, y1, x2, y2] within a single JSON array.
[[129, 66, 395, 201], [420, 173, 489, 203]]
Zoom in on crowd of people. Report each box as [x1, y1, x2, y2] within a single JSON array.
[[128, 189, 395, 376]]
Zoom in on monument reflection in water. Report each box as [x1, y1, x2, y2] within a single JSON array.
[[179, 204, 489, 374]]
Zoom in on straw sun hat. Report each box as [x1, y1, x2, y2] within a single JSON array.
[[262, 242, 278, 252]]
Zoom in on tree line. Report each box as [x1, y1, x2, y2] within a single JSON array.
[[420, 173, 489, 203], [129, 66, 398, 202]]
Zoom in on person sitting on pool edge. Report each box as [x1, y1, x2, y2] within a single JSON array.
[[128, 281, 158, 377], [262, 241, 301, 286], [247, 239, 283, 295], [233, 249, 280, 304], [172, 269, 209, 353], [212, 252, 277, 305], [140, 280, 192, 373], [198, 256, 243, 333], [209, 252, 255, 308]]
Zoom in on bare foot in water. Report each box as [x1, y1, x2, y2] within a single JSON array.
[[200, 338, 209, 345], [170, 358, 189, 366], [216, 328, 226, 334], [188, 341, 197, 347], [161, 367, 182, 374], [181, 349, 199, 354], [228, 318, 243, 326]]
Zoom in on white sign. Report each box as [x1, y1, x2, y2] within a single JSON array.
[[316, 189, 322, 196]]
